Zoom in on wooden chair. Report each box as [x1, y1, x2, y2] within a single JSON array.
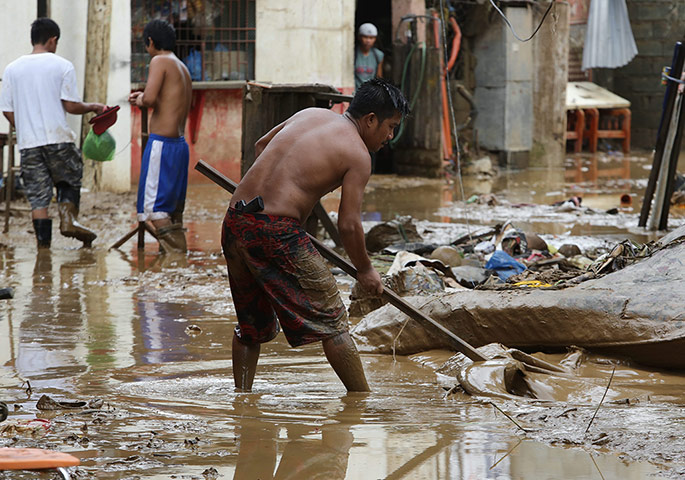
[[0, 447, 79, 479], [565, 109, 585, 153], [585, 107, 631, 154]]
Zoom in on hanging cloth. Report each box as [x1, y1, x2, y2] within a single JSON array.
[[582, 0, 638, 71]]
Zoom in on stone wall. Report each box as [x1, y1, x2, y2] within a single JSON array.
[[593, 0, 685, 150]]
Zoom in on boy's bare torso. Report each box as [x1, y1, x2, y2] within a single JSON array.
[[149, 54, 192, 138], [232, 108, 372, 224]]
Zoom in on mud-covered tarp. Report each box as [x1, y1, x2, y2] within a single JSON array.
[[351, 226, 685, 370]]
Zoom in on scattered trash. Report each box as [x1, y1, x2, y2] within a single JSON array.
[[36, 395, 87, 411], [558, 244, 582, 258], [185, 325, 203, 336], [429, 245, 463, 267], [365, 216, 423, 252], [484, 251, 527, 281]]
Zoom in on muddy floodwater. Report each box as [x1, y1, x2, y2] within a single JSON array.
[[1, 152, 684, 479]]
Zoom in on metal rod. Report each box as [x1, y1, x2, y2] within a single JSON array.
[[639, 42, 684, 227]]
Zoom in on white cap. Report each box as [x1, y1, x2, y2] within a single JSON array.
[[358, 23, 378, 37]]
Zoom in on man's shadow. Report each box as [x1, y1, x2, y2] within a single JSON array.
[[232, 394, 366, 480]]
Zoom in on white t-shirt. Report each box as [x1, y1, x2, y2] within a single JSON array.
[[0, 53, 81, 150]]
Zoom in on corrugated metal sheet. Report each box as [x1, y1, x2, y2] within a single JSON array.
[[582, 0, 638, 70]]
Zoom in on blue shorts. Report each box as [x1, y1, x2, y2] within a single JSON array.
[[137, 134, 189, 221]]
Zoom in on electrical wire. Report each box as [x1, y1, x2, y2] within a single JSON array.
[[488, 0, 555, 43], [662, 72, 685, 85], [439, 0, 471, 237]]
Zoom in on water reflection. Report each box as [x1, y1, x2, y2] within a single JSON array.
[[232, 395, 360, 479]]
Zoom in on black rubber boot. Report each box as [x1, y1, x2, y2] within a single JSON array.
[[33, 218, 52, 249]]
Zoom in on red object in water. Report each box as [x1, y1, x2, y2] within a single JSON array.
[[620, 193, 632, 206], [89, 105, 120, 135]]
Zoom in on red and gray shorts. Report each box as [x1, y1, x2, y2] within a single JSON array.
[[221, 208, 348, 347]]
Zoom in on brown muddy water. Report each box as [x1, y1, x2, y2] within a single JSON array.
[[0, 151, 683, 479]]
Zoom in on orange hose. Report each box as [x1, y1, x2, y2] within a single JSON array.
[[447, 17, 461, 72], [433, 11, 452, 159]]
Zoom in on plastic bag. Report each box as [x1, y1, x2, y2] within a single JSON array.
[[485, 250, 527, 281], [82, 129, 116, 162]]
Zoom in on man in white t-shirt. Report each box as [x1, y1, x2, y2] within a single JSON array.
[[0, 18, 104, 248]]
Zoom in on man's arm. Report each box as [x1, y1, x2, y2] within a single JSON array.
[[376, 60, 384, 78], [337, 157, 383, 296], [254, 121, 287, 159], [131, 56, 165, 108], [3, 111, 14, 128], [62, 101, 105, 115]]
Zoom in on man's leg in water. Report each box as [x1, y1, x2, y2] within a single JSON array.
[[232, 334, 261, 391], [322, 332, 370, 392]]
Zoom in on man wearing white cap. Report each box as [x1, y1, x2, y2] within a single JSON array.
[[354, 23, 384, 90]]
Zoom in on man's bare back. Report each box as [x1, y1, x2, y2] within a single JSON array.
[[232, 108, 371, 224], [130, 52, 191, 138]]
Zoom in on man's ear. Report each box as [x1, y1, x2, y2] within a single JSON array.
[[147, 37, 155, 50], [362, 112, 377, 128]]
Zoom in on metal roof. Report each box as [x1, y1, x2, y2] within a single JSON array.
[[582, 0, 638, 70]]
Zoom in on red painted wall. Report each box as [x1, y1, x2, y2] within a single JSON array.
[[130, 85, 353, 186], [130, 88, 244, 186]]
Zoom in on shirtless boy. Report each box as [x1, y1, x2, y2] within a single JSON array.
[[222, 78, 409, 392], [129, 19, 192, 253]]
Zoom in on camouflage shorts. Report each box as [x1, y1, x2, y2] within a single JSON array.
[[20, 143, 83, 209]]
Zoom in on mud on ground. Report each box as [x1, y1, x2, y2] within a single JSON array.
[[0, 157, 683, 478]]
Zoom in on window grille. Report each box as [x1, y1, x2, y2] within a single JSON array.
[[131, 0, 256, 83]]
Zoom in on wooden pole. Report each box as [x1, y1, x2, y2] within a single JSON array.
[[3, 128, 14, 233], [80, 0, 112, 191]]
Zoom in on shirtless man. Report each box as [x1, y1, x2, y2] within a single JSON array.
[[222, 78, 409, 392], [129, 19, 192, 253]]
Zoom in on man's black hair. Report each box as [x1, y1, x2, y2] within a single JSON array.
[[31, 18, 60, 45], [347, 78, 410, 122], [143, 19, 176, 51]]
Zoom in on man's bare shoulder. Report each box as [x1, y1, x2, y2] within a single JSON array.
[[149, 54, 189, 73]]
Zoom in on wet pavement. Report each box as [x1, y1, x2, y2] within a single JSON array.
[[0, 151, 684, 478]]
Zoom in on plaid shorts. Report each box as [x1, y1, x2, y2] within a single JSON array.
[[20, 143, 83, 209], [221, 208, 348, 347]]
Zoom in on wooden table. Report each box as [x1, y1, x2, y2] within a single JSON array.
[[566, 81, 632, 153]]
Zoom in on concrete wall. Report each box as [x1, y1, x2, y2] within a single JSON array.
[[392, 0, 426, 44], [255, 0, 355, 89], [593, 0, 685, 149], [0, 2, 131, 192], [474, 7, 534, 156], [0, 3, 37, 170]]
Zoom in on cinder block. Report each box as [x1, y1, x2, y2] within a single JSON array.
[[637, 39, 667, 57], [629, 21, 654, 40], [634, 2, 677, 22]]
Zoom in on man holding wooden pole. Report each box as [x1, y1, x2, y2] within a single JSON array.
[[222, 78, 409, 392]]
